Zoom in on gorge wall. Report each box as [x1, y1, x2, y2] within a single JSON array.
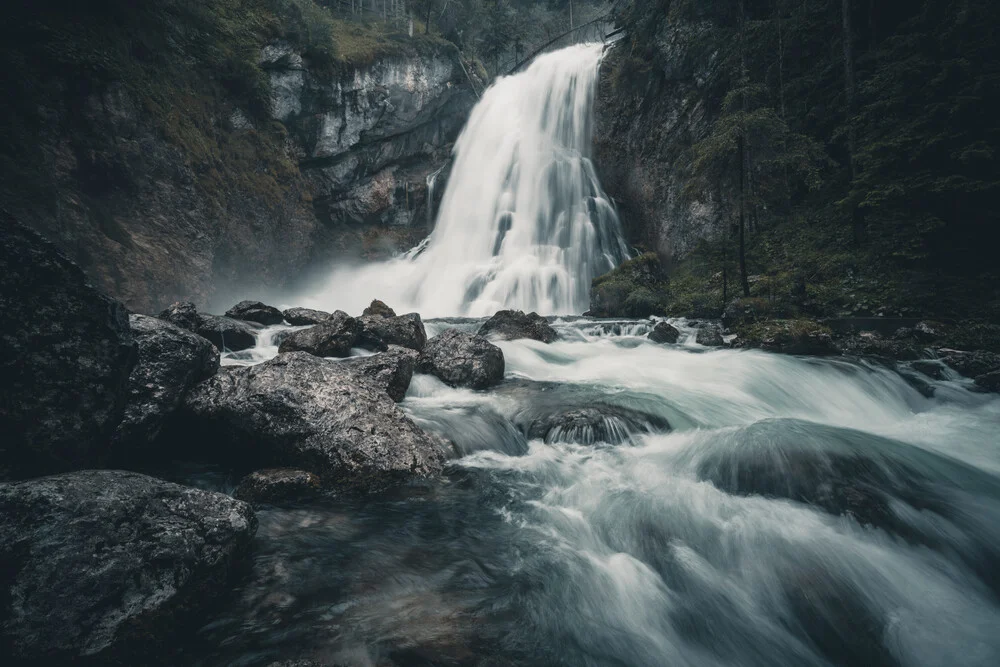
[[0, 1, 474, 314]]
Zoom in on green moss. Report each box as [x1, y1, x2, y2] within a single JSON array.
[[591, 253, 670, 317]]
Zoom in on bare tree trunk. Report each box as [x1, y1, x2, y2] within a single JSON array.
[[425, 0, 432, 34], [738, 0, 751, 297], [570, 0, 574, 30]]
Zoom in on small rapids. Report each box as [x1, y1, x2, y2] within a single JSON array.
[[181, 318, 1000, 667]]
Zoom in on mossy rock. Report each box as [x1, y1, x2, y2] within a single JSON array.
[[590, 253, 669, 318], [733, 319, 837, 356]]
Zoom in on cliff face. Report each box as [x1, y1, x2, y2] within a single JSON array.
[[0, 3, 473, 314], [593, 21, 722, 262], [265, 43, 473, 273]]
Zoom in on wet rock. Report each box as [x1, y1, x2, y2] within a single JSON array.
[[225, 300, 285, 326], [0, 470, 256, 663], [974, 370, 1000, 393], [910, 359, 946, 380], [178, 352, 446, 492], [234, 468, 322, 505], [417, 329, 505, 389], [914, 320, 946, 343], [696, 325, 724, 347], [282, 307, 333, 326], [939, 349, 1000, 378], [362, 299, 397, 318], [836, 330, 921, 361], [159, 301, 259, 352], [478, 310, 558, 343], [525, 406, 670, 445], [589, 253, 668, 318], [648, 321, 681, 344], [733, 319, 838, 356], [0, 218, 136, 477], [357, 312, 427, 352], [340, 345, 418, 402], [114, 314, 219, 457], [278, 310, 358, 357]]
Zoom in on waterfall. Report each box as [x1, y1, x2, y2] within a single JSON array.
[[299, 43, 629, 317]]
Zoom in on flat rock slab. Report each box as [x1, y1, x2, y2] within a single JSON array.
[[0, 470, 257, 663]]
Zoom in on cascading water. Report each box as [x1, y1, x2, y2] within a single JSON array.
[[298, 43, 629, 317]]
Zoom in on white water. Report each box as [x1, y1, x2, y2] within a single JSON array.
[[297, 43, 628, 317]]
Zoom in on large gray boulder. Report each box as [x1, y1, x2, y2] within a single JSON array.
[[282, 307, 333, 326], [417, 329, 505, 389], [478, 310, 558, 343], [234, 468, 322, 506], [114, 314, 219, 458], [0, 217, 137, 478], [278, 310, 358, 357], [357, 312, 427, 351], [224, 300, 284, 325], [0, 470, 256, 663], [178, 352, 446, 492], [696, 325, 724, 347], [158, 301, 260, 352], [648, 321, 680, 344], [340, 346, 418, 402]]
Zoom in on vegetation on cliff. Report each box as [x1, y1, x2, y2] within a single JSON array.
[[603, 0, 1000, 321]]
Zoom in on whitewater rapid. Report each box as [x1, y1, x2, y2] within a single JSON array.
[[199, 316, 1000, 667], [297, 43, 628, 317]]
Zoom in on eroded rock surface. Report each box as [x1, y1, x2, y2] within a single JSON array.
[[417, 329, 505, 390], [478, 310, 558, 343], [179, 352, 446, 492], [0, 470, 256, 663], [277, 310, 359, 357]]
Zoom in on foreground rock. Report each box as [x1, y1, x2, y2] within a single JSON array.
[[417, 329, 505, 389], [341, 346, 419, 402], [178, 352, 445, 491], [282, 307, 333, 326], [648, 321, 680, 344], [278, 310, 358, 357], [478, 310, 558, 343], [234, 468, 322, 505], [357, 312, 427, 351], [159, 301, 259, 351], [0, 470, 256, 663], [224, 300, 284, 325], [589, 253, 669, 318], [939, 349, 1000, 378], [114, 315, 219, 457], [0, 218, 136, 477], [975, 370, 1000, 393], [732, 319, 838, 356], [362, 299, 397, 318], [696, 325, 724, 346]]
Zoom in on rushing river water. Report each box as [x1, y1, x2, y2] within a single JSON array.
[[181, 41, 1000, 666], [180, 317, 1000, 667]]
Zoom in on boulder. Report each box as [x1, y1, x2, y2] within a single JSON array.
[[478, 310, 558, 343], [648, 321, 680, 344], [340, 345, 418, 402], [158, 301, 259, 352], [417, 329, 505, 389], [357, 312, 428, 351], [362, 299, 397, 318], [525, 406, 670, 445], [910, 359, 947, 380], [733, 319, 838, 356], [0, 470, 256, 663], [234, 468, 322, 505], [0, 217, 136, 477], [939, 349, 1000, 378], [974, 370, 1000, 393], [114, 314, 219, 457], [278, 310, 358, 357], [178, 352, 446, 492], [282, 307, 333, 326], [589, 253, 668, 318], [224, 300, 284, 326], [696, 325, 724, 347], [836, 330, 920, 361]]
